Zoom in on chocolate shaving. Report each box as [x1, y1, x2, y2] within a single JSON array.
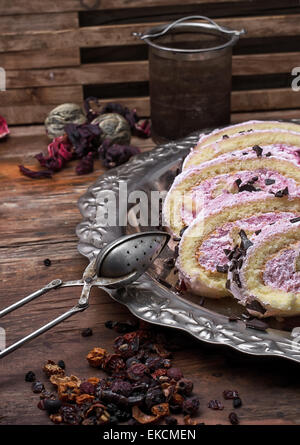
[[239, 230, 253, 251], [290, 217, 300, 223], [216, 264, 229, 274], [225, 279, 231, 290], [252, 145, 263, 157], [232, 272, 242, 288], [274, 187, 289, 198], [265, 178, 275, 185], [222, 134, 229, 139], [246, 300, 266, 315], [255, 229, 262, 235], [246, 318, 268, 332], [265, 152, 272, 157]]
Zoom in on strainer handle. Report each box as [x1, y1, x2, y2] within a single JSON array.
[[134, 15, 245, 40]]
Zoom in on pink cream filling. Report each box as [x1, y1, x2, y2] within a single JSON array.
[[197, 212, 296, 272], [181, 169, 298, 226], [263, 246, 300, 293]]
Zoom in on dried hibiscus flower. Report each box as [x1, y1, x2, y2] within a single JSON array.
[[19, 165, 53, 179], [64, 122, 101, 158], [84, 96, 102, 123], [75, 151, 94, 175], [99, 139, 140, 169], [0, 115, 10, 139], [35, 135, 73, 171]]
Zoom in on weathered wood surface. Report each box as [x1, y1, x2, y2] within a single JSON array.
[[1, 126, 300, 425], [1, 15, 300, 53]]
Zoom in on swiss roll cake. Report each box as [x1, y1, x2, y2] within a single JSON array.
[[163, 144, 300, 236], [197, 120, 300, 150], [183, 129, 300, 170], [228, 218, 300, 318], [176, 191, 300, 299]]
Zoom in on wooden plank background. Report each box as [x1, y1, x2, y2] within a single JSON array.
[[0, 0, 299, 125]]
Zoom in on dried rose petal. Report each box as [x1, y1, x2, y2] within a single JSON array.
[[99, 139, 140, 169], [0, 115, 10, 139]]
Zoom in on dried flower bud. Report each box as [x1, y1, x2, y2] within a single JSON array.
[[45, 103, 86, 139]]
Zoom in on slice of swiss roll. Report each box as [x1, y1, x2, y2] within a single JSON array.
[[228, 218, 300, 318], [196, 120, 300, 150], [183, 127, 300, 170], [163, 144, 300, 236], [176, 191, 300, 299]]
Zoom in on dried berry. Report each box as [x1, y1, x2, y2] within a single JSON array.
[[223, 390, 239, 400], [50, 374, 81, 388], [86, 347, 107, 368], [60, 404, 81, 425], [176, 378, 193, 396], [166, 367, 183, 381], [208, 399, 224, 410], [44, 398, 62, 414], [127, 363, 149, 381], [233, 397, 242, 408], [43, 360, 65, 378], [183, 397, 200, 415], [57, 380, 81, 403], [85, 403, 110, 424], [43, 259, 51, 267], [80, 381, 96, 395], [76, 394, 95, 405], [165, 415, 178, 425], [110, 380, 132, 397], [145, 387, 165, 409], [32, 382, 45, 394], [81, 328, 93, 337], [49, 413, 63, 424], [106, 404, 131, 422], [25, 371, 36, 382], [229, 412, 239, 425], [103, 354, 126, 373], [57, 360, 65, 370]]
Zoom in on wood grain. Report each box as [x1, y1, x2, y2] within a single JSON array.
[[0, 12, 78, 32], [0, 0, 248, 16], [1, 15, 300, 52], [4, 52, 299, 90], [0, 48, 81, 70], [1, 126, 300, 425]]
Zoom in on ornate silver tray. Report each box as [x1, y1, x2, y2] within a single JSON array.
[[76, 132, 300, 364]]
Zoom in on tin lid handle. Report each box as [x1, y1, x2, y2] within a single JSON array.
[[133, 15, 245, 40]]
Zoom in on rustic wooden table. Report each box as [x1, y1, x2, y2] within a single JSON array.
[[0, 126, 300, 426]]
